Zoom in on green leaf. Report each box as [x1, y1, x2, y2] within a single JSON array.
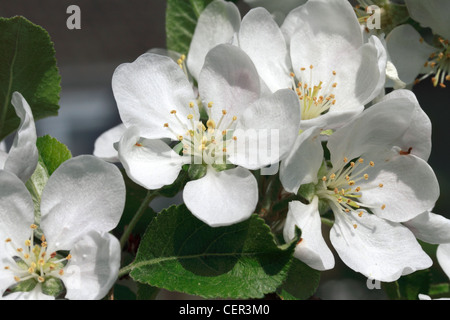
[[136, 283, 160, 300], [277, 259, 321, 300], [397, 269, 432, 300], [165, 0, 214, 55], [0, 16, 60, 140], [129, 205, 297, 299], [36, 135, 72, 176]]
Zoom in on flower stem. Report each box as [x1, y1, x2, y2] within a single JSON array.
[[119, 190, 158, 250]]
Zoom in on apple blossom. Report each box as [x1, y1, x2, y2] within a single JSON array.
[[111, 44, 300, 227], [385, 0, 450, 88], [0, 156, 126, 300], [187, 0, 386, 132], [280, 90, 440, 281]]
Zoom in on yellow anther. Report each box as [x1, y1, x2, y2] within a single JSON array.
[[310, 65, 314, 69], [14, 276, 21, 282], [187, 114, 194, 120], [135, 142, 143, 147], [222, 130, 227, 136], [334, 188, 339, 194], [355, 187, 361, 192], [358, 158, 364, 164], [345, 175, 350, 181], [345, 209, 350, 213], [30, 224, 38, 230], [189, 102, 194, 108], [232, 116, 237, 121], [180, 54, 186, 60], [206, 119, 216, 129], [59, 269, 64, 276], [353, 224, 358, 229], [350, 162, 355, 167], [290, 72, 295, 77], [23, 254, 30, 259], [4, 266, 9, 270], [28, 267, 34, 274], [343, 157, 348, 163], [38, 276, 45, 283], [337, 197, 343, 203], [301, 67, 306, 71], [17, 248, 23, 253], [332, 71, 337, 76], [208, 102, 214, 108], [381, 204, 386, 210], [41, 242, 47, 248], [358, 212, 363, 217], [446, 75, 450, 81], [39, 259, 45, 266], [364, 174, 369, 180], [222, 148, 227, 152], [66, 254, 72, 260], [332, 83, 337, 88], [170, 110, 177, 114], [379, 183, 384, 188], [348, 180, 355, 186], [233, 136, 237, 141], [369, 161, 375, 167], [322, 176, 327, 182], [164, 123, 169, 128], [178, 136, 184, 141], [222, 110, 227, 115], [5, 238, 11, 243], [330, 173, 336, 180], [49, 263, 56, 270]]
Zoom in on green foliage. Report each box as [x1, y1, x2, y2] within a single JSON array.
[[165, 0, 214, 54], [0, 16, 60, 141], [36, 135, 72, 176], [277, 259, 321, 300], [129, 205, 298, 299]]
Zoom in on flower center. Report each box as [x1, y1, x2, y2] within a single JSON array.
[[163, 102, 238, 165], [418, 38, 450, 88], [3, 224, 71, 291], [290, 66, 338, 120], [315, 157, 385, 229]]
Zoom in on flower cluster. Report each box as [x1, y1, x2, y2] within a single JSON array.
[[1, 0, 450, 300]]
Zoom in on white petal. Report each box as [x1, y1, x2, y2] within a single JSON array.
[[229, 89, 301, 170], [0, 242, 18, 297], [281, 0, 362, 48], [283, 198, 335, 271], [280, 127, 323, 194], [299, 106, 364, 132], [183, 166, 258, 227], [358, 153, 439, 223], [4, 92, 38, 183], [239, 8, 292, 93], [62, 231, 121, 300], [93, 123, 127, 162], [404, 211, 450, 244], [0, 141, 6, 152], [386, 24, 437, 85], [0, 150, 7, 170], [112, 53, 198, 140], [405, 0, 450, 40], [0, 170, 34, 246], [187, 0, 241, 81], [198, 44, 261, 121], [118, 126, 187, 190], [328, 90, 417, 168], [330, 208, 432, 282], [244, 0, 307, 16], [437, 244, 450, 279], [40, 156, 126, 251], [377, 89, 432, 161], [368, 35, 388, 101]]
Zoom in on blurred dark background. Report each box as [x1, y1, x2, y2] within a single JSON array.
[[1, 0, 449, 300]]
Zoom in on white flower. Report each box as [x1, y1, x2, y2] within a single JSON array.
[[385, 0, 450, 88], [0, 92, 38, 183], [188, 0, 386, 131], [111, 45, 300, 227], [0, 155, 126, 300], [437, 243, 450, 281], [280, 90, 440, 281]]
